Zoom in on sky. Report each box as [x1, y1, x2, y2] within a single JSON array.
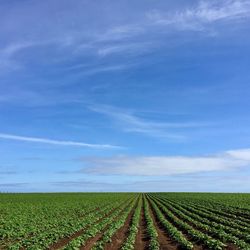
[[0, 0, 250, 192]]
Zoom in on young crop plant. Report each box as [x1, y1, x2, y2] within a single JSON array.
[[143, 196, 160, 250], [121, 196, 142, 250]]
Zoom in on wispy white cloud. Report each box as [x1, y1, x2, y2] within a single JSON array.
[[97, 42, 152, 57], [89, 104, 209, 140], [96, 25, 144, 42], [0, 133, 120, 149], [0, 40, 51, 71], [147, 0, 250, 31], [70, 64, 131, 76], [2, 0, 249, 74], [81, 148, 250, 176], [193, 0, 250, 22], [1, 42, 36, 57]]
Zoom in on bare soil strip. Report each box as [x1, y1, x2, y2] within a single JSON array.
[[135, 203, 150, 250], [49, 229, 84, 250], [103, 202, 138, 250], [225, 244, 240, 250], [0, 243, 6, 250], [49, 199, 131, 250], [147, 197, 179, 250], [80, 199, 137, 250], [80, 231, 103, 250]]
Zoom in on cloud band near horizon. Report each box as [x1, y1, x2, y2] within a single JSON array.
[[80, 148, 250, 176]]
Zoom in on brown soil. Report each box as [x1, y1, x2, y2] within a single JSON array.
[[225, 243, 240, 250], [103, 203, 137, 250], [147, 198, 179, 250], [135, 204, 150, 250], [151, 198, 242, 250], [148, 197, 204, 250], [3, 209, 105, 250], [80, 231, 104, 250], [47, 207, 100, 249], [192, 206, 250, 225], [0, 244, 6, 250], [49, 200, 131, 250], [81, 199, 136, 250], [49, 228, 84, 250]]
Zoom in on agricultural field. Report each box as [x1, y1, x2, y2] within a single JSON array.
[[1, 193, 250, 250]]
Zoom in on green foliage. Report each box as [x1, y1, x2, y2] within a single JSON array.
[[148, 196, 193, 250], [143, 196, 160, 250], [121, 196, 142, 250], [153, 196, 250, 249], [1, 193, 250, 250], [0, 193, 136, 249], [63, 197, 136, 250], [91, 198, 137, 250]]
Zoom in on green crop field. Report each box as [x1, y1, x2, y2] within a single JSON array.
[[1, 193, 250, 250]]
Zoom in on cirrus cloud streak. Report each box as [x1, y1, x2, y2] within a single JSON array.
[[0, 133, 120, 149]]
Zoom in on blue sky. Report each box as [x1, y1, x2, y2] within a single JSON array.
[[1, 0, 250, 192]]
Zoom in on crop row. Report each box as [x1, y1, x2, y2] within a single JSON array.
[[143, 196, 160, 250], [6, 202, 121, 250], [166, 198, 250, 231], [159, 194, 250, 218], [179, 201, 250, 226], [149, 195, 226, 250], [1, 193, 250, 250], [147, 196, 193, 250], [160, 197, 250, 242], [152, 196, 250, 250], [62, 197, 137, 250], [92, 197, 138, 250], [0, 193, 136, 250], [121, 197, 142, 250], [0, 203, 96, 242]]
